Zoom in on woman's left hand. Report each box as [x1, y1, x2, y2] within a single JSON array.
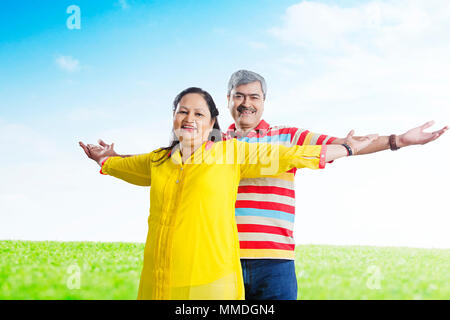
[[344, 130, 379, 155]]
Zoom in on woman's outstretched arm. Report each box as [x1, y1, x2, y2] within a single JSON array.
[[79, 140, 152, 186], [238, 130, 378, 178], [325, 130, 379, 162]]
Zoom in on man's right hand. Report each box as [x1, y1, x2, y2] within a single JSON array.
[[79, 139, 118, 166]]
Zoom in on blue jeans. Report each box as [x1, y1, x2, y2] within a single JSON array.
[[241, 259, 298, 300]]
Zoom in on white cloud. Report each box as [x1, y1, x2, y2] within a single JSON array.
[[264, 0, 450, 248], [270, 0, 450, 53], [266, 0, 450, 121], [117, 0, 130, 10], [55, 55, 80, 73]]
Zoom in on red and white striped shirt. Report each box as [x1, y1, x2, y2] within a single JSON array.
[[226, 120, 336, 259]]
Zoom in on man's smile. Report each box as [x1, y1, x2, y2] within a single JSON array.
[[237, 105, 256, 116]]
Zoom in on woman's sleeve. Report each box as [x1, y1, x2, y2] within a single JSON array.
[[236, 140, 327, 179], [99, 153, 153, 186]]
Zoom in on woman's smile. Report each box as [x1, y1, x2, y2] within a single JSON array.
[[181, 123, 197, 132]]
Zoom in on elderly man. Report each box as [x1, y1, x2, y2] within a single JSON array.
[[81, 70, 447, 300]]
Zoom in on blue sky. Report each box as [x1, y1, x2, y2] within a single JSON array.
[[1, 0, 294, 119], [1, 0, 449, 248], [0, 0, 377, 122]]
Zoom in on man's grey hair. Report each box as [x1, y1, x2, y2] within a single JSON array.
[[227, 70, 267, 99]]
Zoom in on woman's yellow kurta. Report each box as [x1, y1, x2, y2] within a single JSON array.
[[101, 139, 325, 299]]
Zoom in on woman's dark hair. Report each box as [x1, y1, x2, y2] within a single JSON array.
[[153, 87, 222, 165]]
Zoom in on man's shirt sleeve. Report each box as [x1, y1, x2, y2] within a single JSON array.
[[291, 128, 337, 146]]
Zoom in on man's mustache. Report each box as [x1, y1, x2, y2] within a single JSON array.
[[237, 105, 257, 113]]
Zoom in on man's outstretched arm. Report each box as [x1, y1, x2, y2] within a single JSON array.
[[330, 121, 448, 155]]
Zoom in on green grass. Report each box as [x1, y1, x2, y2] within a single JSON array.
[[294, 245, 449, 299], [0, 241, 448, 299]]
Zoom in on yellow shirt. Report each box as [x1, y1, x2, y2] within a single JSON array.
[[101, 139, 325, 299]]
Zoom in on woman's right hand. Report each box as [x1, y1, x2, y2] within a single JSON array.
[[79, 139, 117, 166]]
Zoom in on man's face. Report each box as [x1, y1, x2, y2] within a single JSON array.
[[227, 81, 264, 130]]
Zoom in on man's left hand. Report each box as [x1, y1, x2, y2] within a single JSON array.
[[398, 120, 448, 147]]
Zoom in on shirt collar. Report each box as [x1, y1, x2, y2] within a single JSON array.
[[226, 119, 270, 138], [167, 140, 214, 159]]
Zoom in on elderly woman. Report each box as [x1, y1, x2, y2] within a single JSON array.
[[79, 87, 376, 300]]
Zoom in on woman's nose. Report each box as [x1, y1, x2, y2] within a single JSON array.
[[185, 112, 195, 122]]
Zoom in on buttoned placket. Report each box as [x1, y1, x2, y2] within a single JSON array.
[[157, 156, 188, 298], [154, 144, 208, 298], [176, 166, 183, 184], [150, 153, 175, 297], [175, 164, 184, 185]]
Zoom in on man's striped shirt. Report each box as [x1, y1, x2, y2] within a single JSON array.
[[226, 120, 336, 260]]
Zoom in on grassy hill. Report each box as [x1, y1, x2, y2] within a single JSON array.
[[0, 240, 448, 299]]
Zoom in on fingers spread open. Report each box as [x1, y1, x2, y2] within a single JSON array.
[[346, 130, 355, 139], [98, 139, 108, 147], [79, 141, 91, 157], [438, 126, 449, 134], [421, 120, 435, 130]]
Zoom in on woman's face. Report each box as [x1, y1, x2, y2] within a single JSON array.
[[173, 93, 215, 148]]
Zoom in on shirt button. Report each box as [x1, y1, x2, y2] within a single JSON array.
[[321, 154, 324, 157], [176, 180, 179, 184], [180, 167, 183, 170]]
